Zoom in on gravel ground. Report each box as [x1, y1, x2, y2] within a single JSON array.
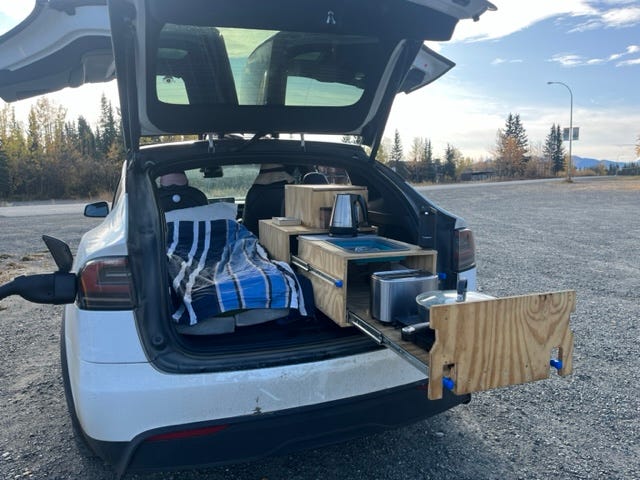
[[1, 177, 638, 479]]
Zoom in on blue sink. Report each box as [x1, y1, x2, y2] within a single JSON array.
[[326, 237, 409, 254]]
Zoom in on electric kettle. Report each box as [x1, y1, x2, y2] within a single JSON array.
[[329, 193, 369, 236]]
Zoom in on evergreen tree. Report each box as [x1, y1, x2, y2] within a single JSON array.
[[543, 123, 565, 175], [553, 124, 565, 174], [77, 116, 97, 156], [390, 129, 403, 170], [443, 144, 458, 181], [97, 94, 118, 155], [423, 138, 435, 182], [0, 144, 9, 198]]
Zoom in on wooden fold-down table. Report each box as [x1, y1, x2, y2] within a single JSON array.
[[348, 289, 575, 400]]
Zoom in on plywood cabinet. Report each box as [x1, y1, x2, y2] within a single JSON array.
[[284, 184, 368, 228], [295, 236, 437, 327]]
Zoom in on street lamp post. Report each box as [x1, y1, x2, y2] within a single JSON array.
[[547, 81, 573, 181]]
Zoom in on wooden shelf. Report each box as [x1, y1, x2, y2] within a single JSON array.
[[259, 220, 328, 262]]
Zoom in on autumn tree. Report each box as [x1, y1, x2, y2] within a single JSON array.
[[408, 137, 425, 163], [494, 113, 530, 178]]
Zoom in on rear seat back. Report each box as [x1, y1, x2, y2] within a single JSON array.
[[159, 185, 208, 212]]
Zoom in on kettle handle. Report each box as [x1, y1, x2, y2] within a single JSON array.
[[354, 194, 369, 227]]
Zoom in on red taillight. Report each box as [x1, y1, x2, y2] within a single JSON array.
[[77, 257, 134, 310], [146, 424, 229, 442], [454, 228, 476, 271]]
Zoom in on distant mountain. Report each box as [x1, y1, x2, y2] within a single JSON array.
[[572, 155, 638, 170]]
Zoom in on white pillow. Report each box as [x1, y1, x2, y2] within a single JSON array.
[[165, 202, 238, 223]]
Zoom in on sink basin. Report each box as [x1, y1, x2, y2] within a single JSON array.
[[325, 237, 409, 253]]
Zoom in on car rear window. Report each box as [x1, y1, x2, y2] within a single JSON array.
[[155, 24, 377, 108]]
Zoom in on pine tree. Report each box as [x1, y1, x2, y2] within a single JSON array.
[[543, 123, 565, 175], [77, 116, 97, 156], [423, 138, 435, 182], [0, 144, 9, 198], [391, 129, 403, 170], [98, 94, 118, 155], [443, 144, 457, 181], [553, 124, 565, 174]]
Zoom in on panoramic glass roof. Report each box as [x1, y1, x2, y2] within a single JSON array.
[[154, 24, 379, 108]]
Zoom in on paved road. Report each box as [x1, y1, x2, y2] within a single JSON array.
[[0, 202, 87, 217], [1, 177, 638, 480]]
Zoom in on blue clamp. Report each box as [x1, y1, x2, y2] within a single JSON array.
[[438, 272, 447, 280], [550, 358, 563, 371], [334, 279, 343, 288], [442, 377, 455, 391]]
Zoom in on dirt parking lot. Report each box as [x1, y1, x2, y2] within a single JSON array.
[[1, 176, 638, 479]]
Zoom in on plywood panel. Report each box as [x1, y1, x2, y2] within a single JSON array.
[[427, 291, 575, 400], [258, 220, 327, 262]]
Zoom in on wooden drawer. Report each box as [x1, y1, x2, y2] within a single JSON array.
[[295, 236, 436, 327]]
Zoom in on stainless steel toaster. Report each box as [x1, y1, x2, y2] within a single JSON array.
[[370, 269, 439, 323]]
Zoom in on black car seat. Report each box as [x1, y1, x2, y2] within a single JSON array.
[[242, 164, 295, 236], [158, 172, 208, 212]]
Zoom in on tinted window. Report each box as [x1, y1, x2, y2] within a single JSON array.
[[155, 25, 376, 108]]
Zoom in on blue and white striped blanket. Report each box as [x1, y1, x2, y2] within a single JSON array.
[[166, 219, 306, 325]]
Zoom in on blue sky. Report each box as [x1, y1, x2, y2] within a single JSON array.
[[1, 1, 639, 162]]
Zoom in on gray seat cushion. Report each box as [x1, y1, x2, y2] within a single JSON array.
[[175, 308, 290, 335]]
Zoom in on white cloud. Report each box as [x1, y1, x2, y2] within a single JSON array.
[[450, 1, 639, 43], [491, 58, 523, 65], [551, 43, 640, 67], [450, 0, 596, 42], [550, 54, 587, 67], [617, 58, 640, 66], [0, 4, 35, 20], [570, 8, 640, 31], [0, 3, 35, 35]]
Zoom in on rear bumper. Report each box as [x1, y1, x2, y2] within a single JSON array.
[[90, 380, 469, 476]]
